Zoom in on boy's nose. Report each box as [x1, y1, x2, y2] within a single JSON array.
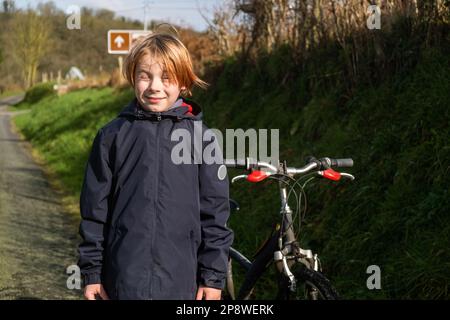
[[148, 78, 163, 91]]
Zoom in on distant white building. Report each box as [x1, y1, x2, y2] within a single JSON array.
[[65, 66, 85, 80]]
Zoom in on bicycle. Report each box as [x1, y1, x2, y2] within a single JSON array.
[[223, 156, 355, 300]]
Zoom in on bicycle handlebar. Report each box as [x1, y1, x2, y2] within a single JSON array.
[[306, 157, 354, 170], [224, 156, 353, 174], [333, 158, 353, 167]]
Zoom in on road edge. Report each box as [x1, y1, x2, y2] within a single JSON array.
[[8, 114, 81, 222]]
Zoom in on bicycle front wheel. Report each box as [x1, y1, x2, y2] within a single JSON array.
[[276, 264, 340, 300]]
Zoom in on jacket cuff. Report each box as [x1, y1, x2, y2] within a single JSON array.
[[198, 269, 226, 290], [83, 272, 102, 286]]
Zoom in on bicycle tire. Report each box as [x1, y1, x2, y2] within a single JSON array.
[[224, 254, 340, 300], [276, 264, 340, 300], [227, 249, 340, 300], [226, 228, 340, 300]]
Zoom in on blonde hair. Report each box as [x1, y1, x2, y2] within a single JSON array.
[[123, 31, 207, 97]]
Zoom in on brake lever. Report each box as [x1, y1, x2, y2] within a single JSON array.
[[340, 172, 355, 180], [231, 175, 248, 183], [318, 169, 355, 181]]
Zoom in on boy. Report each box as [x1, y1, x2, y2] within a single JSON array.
[[77, 32, 233, 300]]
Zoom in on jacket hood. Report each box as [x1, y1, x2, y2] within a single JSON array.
[[118, 97, 203, 121]]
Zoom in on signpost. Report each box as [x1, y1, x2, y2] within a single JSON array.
[[107, 30, 152, 54]]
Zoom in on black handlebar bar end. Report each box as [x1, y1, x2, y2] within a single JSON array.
[[333, 158, 354, 168]]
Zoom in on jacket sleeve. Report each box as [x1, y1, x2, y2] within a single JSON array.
[[77, 129, 113, 286], [197, 129, 234, 290]]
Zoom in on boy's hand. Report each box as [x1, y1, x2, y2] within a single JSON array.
[[195, 285, 222, 300], [84, 284, 110, 300]]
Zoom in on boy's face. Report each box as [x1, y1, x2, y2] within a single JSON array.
[[134, 54, 185, 112]]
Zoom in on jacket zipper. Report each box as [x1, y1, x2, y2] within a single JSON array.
[[150, 114, 162, 299]]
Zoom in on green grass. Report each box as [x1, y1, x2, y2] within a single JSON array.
[[194, 46, 450, 299], [14, 87, 134, 204], [13, 44, 449, 299], [9, 83, 56, 111]]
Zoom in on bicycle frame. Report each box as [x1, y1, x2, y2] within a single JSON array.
[[227, 177, 320, 300], [225, 156, 354, 300]]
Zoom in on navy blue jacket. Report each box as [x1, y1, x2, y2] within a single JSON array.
[[77, 97, 233, 300]]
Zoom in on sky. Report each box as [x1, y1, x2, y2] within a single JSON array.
[[13, 0, 225, 31]]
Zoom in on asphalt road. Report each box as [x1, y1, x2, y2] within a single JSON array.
[[0, 95, 82, 300]]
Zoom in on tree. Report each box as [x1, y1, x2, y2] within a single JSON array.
[[2, 0, 15, 13], [6, 9, 52, 88]]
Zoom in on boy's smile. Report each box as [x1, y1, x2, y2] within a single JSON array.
[[134, 54, 186, 112]]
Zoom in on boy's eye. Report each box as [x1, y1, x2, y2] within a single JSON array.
[[137, 72, 149, 80]]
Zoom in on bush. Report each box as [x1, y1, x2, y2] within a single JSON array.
[[23, 82, 56, 104]]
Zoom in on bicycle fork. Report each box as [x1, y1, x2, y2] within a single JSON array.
[[274, 249, 296, 291], [274, 182, 322, 294], [274, 183, 298, 292]]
